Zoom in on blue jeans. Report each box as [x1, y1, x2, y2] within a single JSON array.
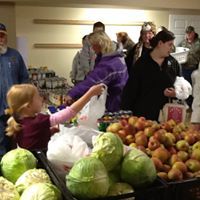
[[0, 115, 11, 158]]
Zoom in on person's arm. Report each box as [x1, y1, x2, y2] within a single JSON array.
[[187, 42, 200, 66], [191, 69, 200, 129], [70, 51, 80, 83], [17, 51, 29, 83], [50, 84, 104, 126], [80, 36, 95, 75], [121, 64, 140, 110]]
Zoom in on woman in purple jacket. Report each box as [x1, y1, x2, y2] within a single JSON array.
[[65, 31, 128, 112]]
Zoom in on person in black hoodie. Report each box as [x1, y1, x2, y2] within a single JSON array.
[[121, 30, 181, 121]]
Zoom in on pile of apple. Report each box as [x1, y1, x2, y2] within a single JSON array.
[[106, 116, 200, 182]]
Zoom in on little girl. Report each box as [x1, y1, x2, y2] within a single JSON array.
[[6, 83, 104, 150]]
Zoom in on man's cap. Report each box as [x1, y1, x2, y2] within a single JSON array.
[[185, 26, 195, 33], [0, 23, 7, 35]]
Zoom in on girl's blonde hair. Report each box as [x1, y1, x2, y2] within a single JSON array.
[[6, 84, 37, 136], [88, 31, 114, 54]]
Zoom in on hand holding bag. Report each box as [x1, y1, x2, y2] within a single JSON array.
[[77, 85, 107, 129]]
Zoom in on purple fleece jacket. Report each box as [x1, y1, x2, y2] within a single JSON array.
[[68, 52, 128, 112]]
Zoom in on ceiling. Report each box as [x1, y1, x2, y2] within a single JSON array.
[[1, 0, 200, 10]]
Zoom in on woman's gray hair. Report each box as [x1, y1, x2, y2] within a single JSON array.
[[88, 31, 114, 54]]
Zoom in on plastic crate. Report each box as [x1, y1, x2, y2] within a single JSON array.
[[34, 150, 75, 200], [37, 151, 167, 200], [170, 47, 189, 64], [164, 178, 200, 200]]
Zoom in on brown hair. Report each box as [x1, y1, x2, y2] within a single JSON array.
[[6, 84, 37, 136], [150, 30, 175, 49]]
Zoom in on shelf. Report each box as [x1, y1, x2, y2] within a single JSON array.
[[33, 19, 144, 26], [34, 43, 82, 49]]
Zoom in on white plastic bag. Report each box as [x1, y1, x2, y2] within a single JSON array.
[[77, 85, 107, 129], [59, 125, 102, 145], [47, 130, 91, 180], [174, 76, 192, 100]]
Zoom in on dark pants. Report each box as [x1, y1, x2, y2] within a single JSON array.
[[0, 114, 11, 158], [182, 67, 197, 108]]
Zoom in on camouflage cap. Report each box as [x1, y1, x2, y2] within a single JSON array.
[[185, 26, 195, 33], [0, 23, 7, 35]]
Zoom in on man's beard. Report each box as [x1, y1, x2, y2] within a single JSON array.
[[0, 44, 7, 54]]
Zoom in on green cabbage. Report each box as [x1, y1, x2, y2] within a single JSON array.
[[15, 168, 51, 194], [92, 132, 124, 171], [66, 156, 109, 199], [20, 183, 61, 200], [107, 182, 134, 196], [0, 148, 37, 183], [121, 148, 156, 188], [0, 176, 20, 200]]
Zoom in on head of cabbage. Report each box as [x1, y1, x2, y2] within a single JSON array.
[[20, 183, 61, 200], [15, 168, 51, 194], [66, 156, 109, 199], [0, 176, 20, 200], [0, 148, 37, 183], [121, 148, 156, 188], [91, 132, 124, 171]]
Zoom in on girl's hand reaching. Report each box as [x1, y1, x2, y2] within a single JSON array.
[[87, 83, 106, 97], [68, 83, 106, 113]]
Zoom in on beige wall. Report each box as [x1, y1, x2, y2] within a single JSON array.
[[15, 6, 200, 82], [0, 3, 16, 48], [15, 6, 170, 82]]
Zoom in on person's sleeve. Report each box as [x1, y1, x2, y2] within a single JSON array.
[[125, 45, 136, 74], [49, 107, 77, 126], [79, 37, 95, 75], [121, 66, 140, 110], [191, 72, 200, 123], [18, 52, 29, 83], [68, 65, 107, 99], [187, 42, 200, 65], [70, 51, 79, 80]]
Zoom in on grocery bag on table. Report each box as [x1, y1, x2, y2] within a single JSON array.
[[47, 129, 91, 180]]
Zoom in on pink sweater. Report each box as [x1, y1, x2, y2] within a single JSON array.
[[50, 107, 76, 126]]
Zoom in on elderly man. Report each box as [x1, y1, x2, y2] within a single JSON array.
[[0, 23, 29, 157], [179, 26, 200, 107]]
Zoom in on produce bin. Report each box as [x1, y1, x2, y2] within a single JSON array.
[[164, 178, 200, 200], [34, 150, 75, 200], [36, 151, 167, 200]]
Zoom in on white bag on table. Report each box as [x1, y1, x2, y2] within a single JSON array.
[[47, 130, 91, 180]]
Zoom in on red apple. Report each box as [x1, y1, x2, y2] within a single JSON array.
[[151, 157, 163, 171], [106, 122, 122, 133], [144, 127, 155, 137], [184, 133, 196, 145], [172, 161, 187, 174], [185, 159, 200, 172], [176, 140, 189, 152], [148, 137, 160, 151], [135, 134, 148, 147], [128, 116, 138, 126], [177, 151, 189, 162], [125, 134, 135, 145], [168, 168, 183, 181], [152, 147, 170, 164], [169, 154, 181, 166]]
